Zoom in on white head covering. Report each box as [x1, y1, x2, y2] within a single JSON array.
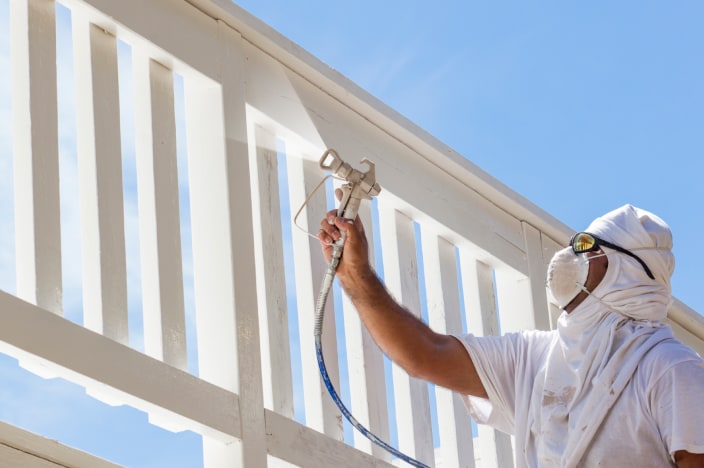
[[584, 204, 674, 320], [536, 205, 675, 466]]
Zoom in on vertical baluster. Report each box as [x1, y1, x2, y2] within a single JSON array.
[[72, 15, 128, 343], [494, 222, 551, 334], [421, 228, 475, 467], [186, 22, 267, 466], [183, 73, 243, 468], [458, 251, 514, 468], [10, 0, 62, 314], [377, 203, 434, 465], [541, 235, 564, 328], [249, 125, 294, 417], [133, 51, 186, 369], [182, 78, 238, 391], [342, 200, 391, 458], [287, 155, 343, 440], [523, 222, 551, 331]]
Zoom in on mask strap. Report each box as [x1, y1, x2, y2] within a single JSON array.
[[576, 283, 631, 318]]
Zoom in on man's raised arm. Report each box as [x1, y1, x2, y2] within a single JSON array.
[[318, 209, 487, 398]]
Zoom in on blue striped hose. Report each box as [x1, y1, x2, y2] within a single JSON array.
[[314, 238, 429, 468]]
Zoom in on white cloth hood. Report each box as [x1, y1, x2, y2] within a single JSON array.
[[584, 204, 674, 321]]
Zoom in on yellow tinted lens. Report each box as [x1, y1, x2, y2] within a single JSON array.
[[572, 233, 597, 252]]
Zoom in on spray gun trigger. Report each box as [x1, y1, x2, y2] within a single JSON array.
[[358, 158, 381, 197], [337, 184, 353, 218]]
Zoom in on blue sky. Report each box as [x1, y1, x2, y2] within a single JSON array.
[[0, 1, 702, 467]]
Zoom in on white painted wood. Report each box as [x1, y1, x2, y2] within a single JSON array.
[[202, 438, 243, 468], [10, 0, 62, 314], [539, 234, 565, 329], [0, 445, 65, 468], [133, 51, 188, 370], [184, 23, 267, 466], [183, 76, 238, 393], [377, 203, 434, 466], [494, 223, 551, 335], [493, 263, 533, 335], [341, 201, 391, 459], [521, 222, 552, 332], [72, 15, 129, 343], [0, 420, 122, 468], [240, 42, 327, 153], [0, 290, 238, 443], [60, 0, 222, 81], [248, 124, 294, 418], [217, 22, 268, 467], [668, 300, 704, 356], [286, 155, 343, 440], [459, 253, 499, 339], [420, 228, 475, 467], [458, 253, 514, 468], [265, 409, 396, 468]]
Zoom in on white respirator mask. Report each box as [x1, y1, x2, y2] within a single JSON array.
[[546, 247, 591, 309]]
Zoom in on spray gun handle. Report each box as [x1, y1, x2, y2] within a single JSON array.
[[337, 184, 362, 220]]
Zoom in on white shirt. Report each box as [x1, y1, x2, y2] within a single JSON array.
[[457, 329, 704, 467]]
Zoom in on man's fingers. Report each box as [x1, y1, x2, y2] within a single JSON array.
[[317, 227, 328, 244], [319, 216, 341, 243]]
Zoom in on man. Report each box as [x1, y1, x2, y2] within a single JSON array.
[[318, 203, 704, 467]]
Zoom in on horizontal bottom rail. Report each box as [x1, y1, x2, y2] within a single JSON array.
[[265, 410, 397, 467], [0, 420, 122, 468], [0, 290, 239, 443]]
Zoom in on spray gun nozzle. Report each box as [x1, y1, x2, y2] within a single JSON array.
[[319, 149, 352, 179]]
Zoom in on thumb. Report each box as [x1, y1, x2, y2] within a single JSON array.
[[335, 216, 359, 244], [335, 216, 356, 235]]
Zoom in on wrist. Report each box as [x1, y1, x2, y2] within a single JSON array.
[[338, 263, 377, 291]]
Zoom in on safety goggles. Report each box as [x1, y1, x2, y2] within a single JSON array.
[[569, 232, 655, 280]]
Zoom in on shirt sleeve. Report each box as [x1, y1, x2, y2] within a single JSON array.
[[454, 330, 553, 435], [649, 357, 704, 458], [455, 333, 517, 434]]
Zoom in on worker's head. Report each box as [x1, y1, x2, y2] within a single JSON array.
[[546, 205, 674, 320]]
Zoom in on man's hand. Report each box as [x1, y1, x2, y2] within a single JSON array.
[[317, 190, 372, 284]]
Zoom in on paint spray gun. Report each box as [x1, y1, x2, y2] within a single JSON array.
[[317, 149, 381, 271], [312, 149, 428, 468], [313, 149, 380, 335]]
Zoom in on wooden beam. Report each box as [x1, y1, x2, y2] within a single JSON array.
[[0, 291, 239, 443]]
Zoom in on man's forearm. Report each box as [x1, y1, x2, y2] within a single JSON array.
[[338, 266, 439, 378]]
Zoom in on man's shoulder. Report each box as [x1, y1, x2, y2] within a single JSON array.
[[638, 334, 703, 380], [648, 335, 701, 363], [520, 328, 558, 346], [509, 328, 557, 358], [458, 328, 556, 360], [475, 328, 556, 346]]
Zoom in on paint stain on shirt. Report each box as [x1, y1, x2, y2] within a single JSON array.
[[542, 386, 576, 407]]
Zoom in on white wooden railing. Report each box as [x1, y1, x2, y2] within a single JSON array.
[[2, 0, 703, 466]]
